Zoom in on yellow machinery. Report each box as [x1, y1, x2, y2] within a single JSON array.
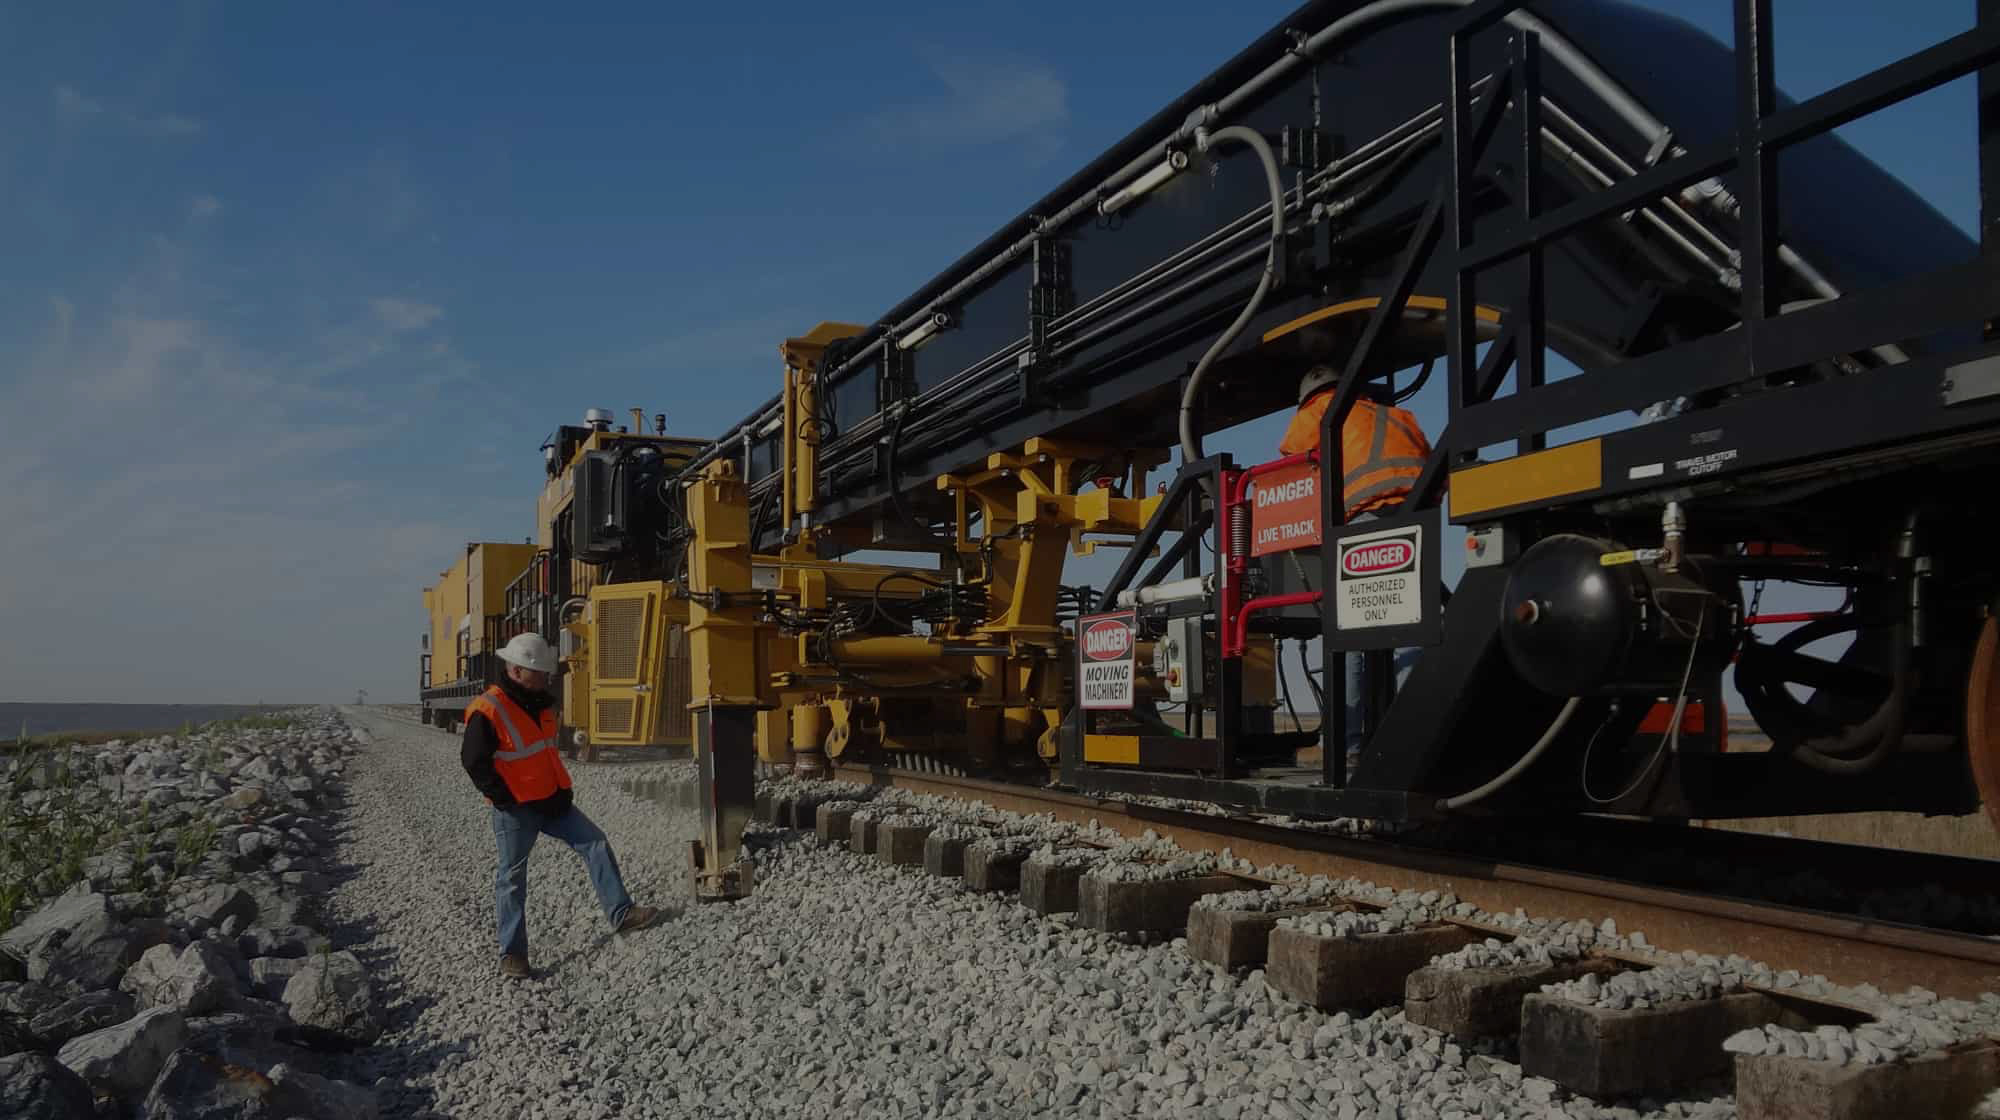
[[514, 409, 707, 760], [418, 541, 538, 730], [431, 0, 2000, 907]]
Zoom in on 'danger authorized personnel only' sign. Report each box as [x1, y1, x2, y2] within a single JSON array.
[[1077, 610, 1137, 710], [1336, 524, 1423, 630], [1250, 462, 1322, 557]]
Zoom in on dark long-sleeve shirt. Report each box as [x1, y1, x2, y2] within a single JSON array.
[[460, 678, 572, 816]]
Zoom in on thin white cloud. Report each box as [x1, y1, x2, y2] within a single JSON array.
[[53, 82, 204, 139], [856, 50, 1069, 159], [371, 297, 444, 332], [190, 194, 222, 219], [140, 113, 203, 138], [0, 234, 493, 703], [53, 84, 105, 117]]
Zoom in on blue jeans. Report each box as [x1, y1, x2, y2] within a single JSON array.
[[491, 804, 633, 957], [1340, 510, 1419, 754], [1344, 647, 1419, 753]]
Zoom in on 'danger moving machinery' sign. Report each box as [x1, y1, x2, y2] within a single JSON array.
[[1077, 611, 1137, 710]]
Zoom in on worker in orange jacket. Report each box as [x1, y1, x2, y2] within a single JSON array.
[[462, 633, 662, 978], [1279, 366, 1432, 759]]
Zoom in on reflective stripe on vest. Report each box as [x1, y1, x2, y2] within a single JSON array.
[[1275, 391, 1433, 518], [468, 686, 570, 803], [1341, 399, 1431, 519]]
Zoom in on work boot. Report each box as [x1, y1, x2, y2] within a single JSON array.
[[499, 953, 530, 979], [615, 905, 662, 934]]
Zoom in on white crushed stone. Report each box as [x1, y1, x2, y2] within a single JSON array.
[[755, 775, 2000, 1072], [323, 709, 1998, 1120], [1723, 1001, 1995, 1067], [1542, 964, 1741, 1011], [1192, 882, 1341, 913], [1029, 845, 1110, 870], [1431, 936, 1585, 971], [926, 820, 990, 843]]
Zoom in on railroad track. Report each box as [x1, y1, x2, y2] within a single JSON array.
[[382, 704, 1999, 1000], [827, 763, 2000, 1003]]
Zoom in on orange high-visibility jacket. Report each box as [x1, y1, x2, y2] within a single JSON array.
[[466, 686, 571, 804], [1278, 389, 1432, 520]]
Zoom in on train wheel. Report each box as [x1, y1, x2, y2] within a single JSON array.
[[1965, 615, 2000, 836]]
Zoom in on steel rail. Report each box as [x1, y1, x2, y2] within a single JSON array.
[[828, 763, 2000, 1001]]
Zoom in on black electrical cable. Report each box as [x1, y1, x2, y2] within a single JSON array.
[[884, 404, 949, 543], [1278, 644, 1305, 733]]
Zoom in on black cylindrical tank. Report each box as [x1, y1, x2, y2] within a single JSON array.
[[1500, 534, 1735, 698]]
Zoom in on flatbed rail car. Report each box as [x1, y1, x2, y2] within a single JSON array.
[[486, 0, 2000, 900]]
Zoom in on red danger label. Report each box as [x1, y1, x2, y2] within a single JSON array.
[[1250, 461, 1322, 557], [1082, 618, 1133, 661], [1342, 540, 1414, 576]]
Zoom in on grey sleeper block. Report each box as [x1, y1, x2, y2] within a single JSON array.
[[851, 815, 884, 856], [1021, 855, 1089, 916], [1404, 958, 1621, 1040], [876, 820, 933, 868], [1268, 923, 1478, 1013], [964, 846, 1029, 893], [923, 834, 975, 878], [1078, 873, 1244, 936], [815, 802, 857, 844], [1188, 905, 1350, 970], [1520, 991, 1783, 1100], [1734, 1041, 2000, 1120]]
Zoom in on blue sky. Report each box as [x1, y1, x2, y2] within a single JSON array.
[[0, 1, 1979, 703]]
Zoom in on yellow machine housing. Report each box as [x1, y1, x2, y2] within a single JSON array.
[[535, 418, 707, 756], [419, 542, 537, 690]]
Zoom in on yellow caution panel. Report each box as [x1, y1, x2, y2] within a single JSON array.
[[1451, 439, 1604, 517], [1082, 735, 1140, 765]]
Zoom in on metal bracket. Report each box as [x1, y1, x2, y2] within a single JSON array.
[[688, 840, 754, 902], [879, 345, 916, 412], [1941, 353, 2000, 406], [1021, 237, 1074, 406]]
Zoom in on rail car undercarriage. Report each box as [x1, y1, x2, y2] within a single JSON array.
[[498, 0, 2000, 900]]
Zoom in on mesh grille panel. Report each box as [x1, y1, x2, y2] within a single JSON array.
[[596, 597, 646, 680], [660, 624, 692, 741], [596, 697, 635, 736]]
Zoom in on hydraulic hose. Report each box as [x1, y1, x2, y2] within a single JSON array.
[[682, 0, 1874, 485], [1179, 124, 1287, 471], [1435, 696, 1583, 811]]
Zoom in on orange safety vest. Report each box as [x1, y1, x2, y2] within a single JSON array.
[[1278, 389, 1432, 520], [466, 686, 571, 804]]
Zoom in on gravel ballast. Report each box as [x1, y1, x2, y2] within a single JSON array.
[[330, 713, 1768, 1119]]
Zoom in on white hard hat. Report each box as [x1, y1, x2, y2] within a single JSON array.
[[498, 633, 558, 674]]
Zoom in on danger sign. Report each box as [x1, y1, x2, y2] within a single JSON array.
[[1077, 611, 1136, 710], [1250, 462, 1321, 557], [1336, 524, 1422, 630]]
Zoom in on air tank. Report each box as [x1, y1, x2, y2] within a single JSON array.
[[1499, 533, 1736, 698]]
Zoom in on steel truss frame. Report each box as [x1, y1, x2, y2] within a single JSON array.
[[1071, 0, 2000, 820]]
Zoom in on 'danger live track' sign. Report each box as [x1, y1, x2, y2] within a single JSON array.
[[1250, 462, 1322, 557]]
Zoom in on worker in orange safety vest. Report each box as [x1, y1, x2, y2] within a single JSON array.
[[461, 632, 663, 978], [1277, 365, 1433, 759], [1278, 365, 1433, 518]]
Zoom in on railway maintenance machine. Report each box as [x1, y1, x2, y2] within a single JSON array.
[[534, 0, 2000, 901]]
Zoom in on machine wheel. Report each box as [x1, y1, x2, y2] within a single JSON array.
[[1965, 615, 2000, 836]]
